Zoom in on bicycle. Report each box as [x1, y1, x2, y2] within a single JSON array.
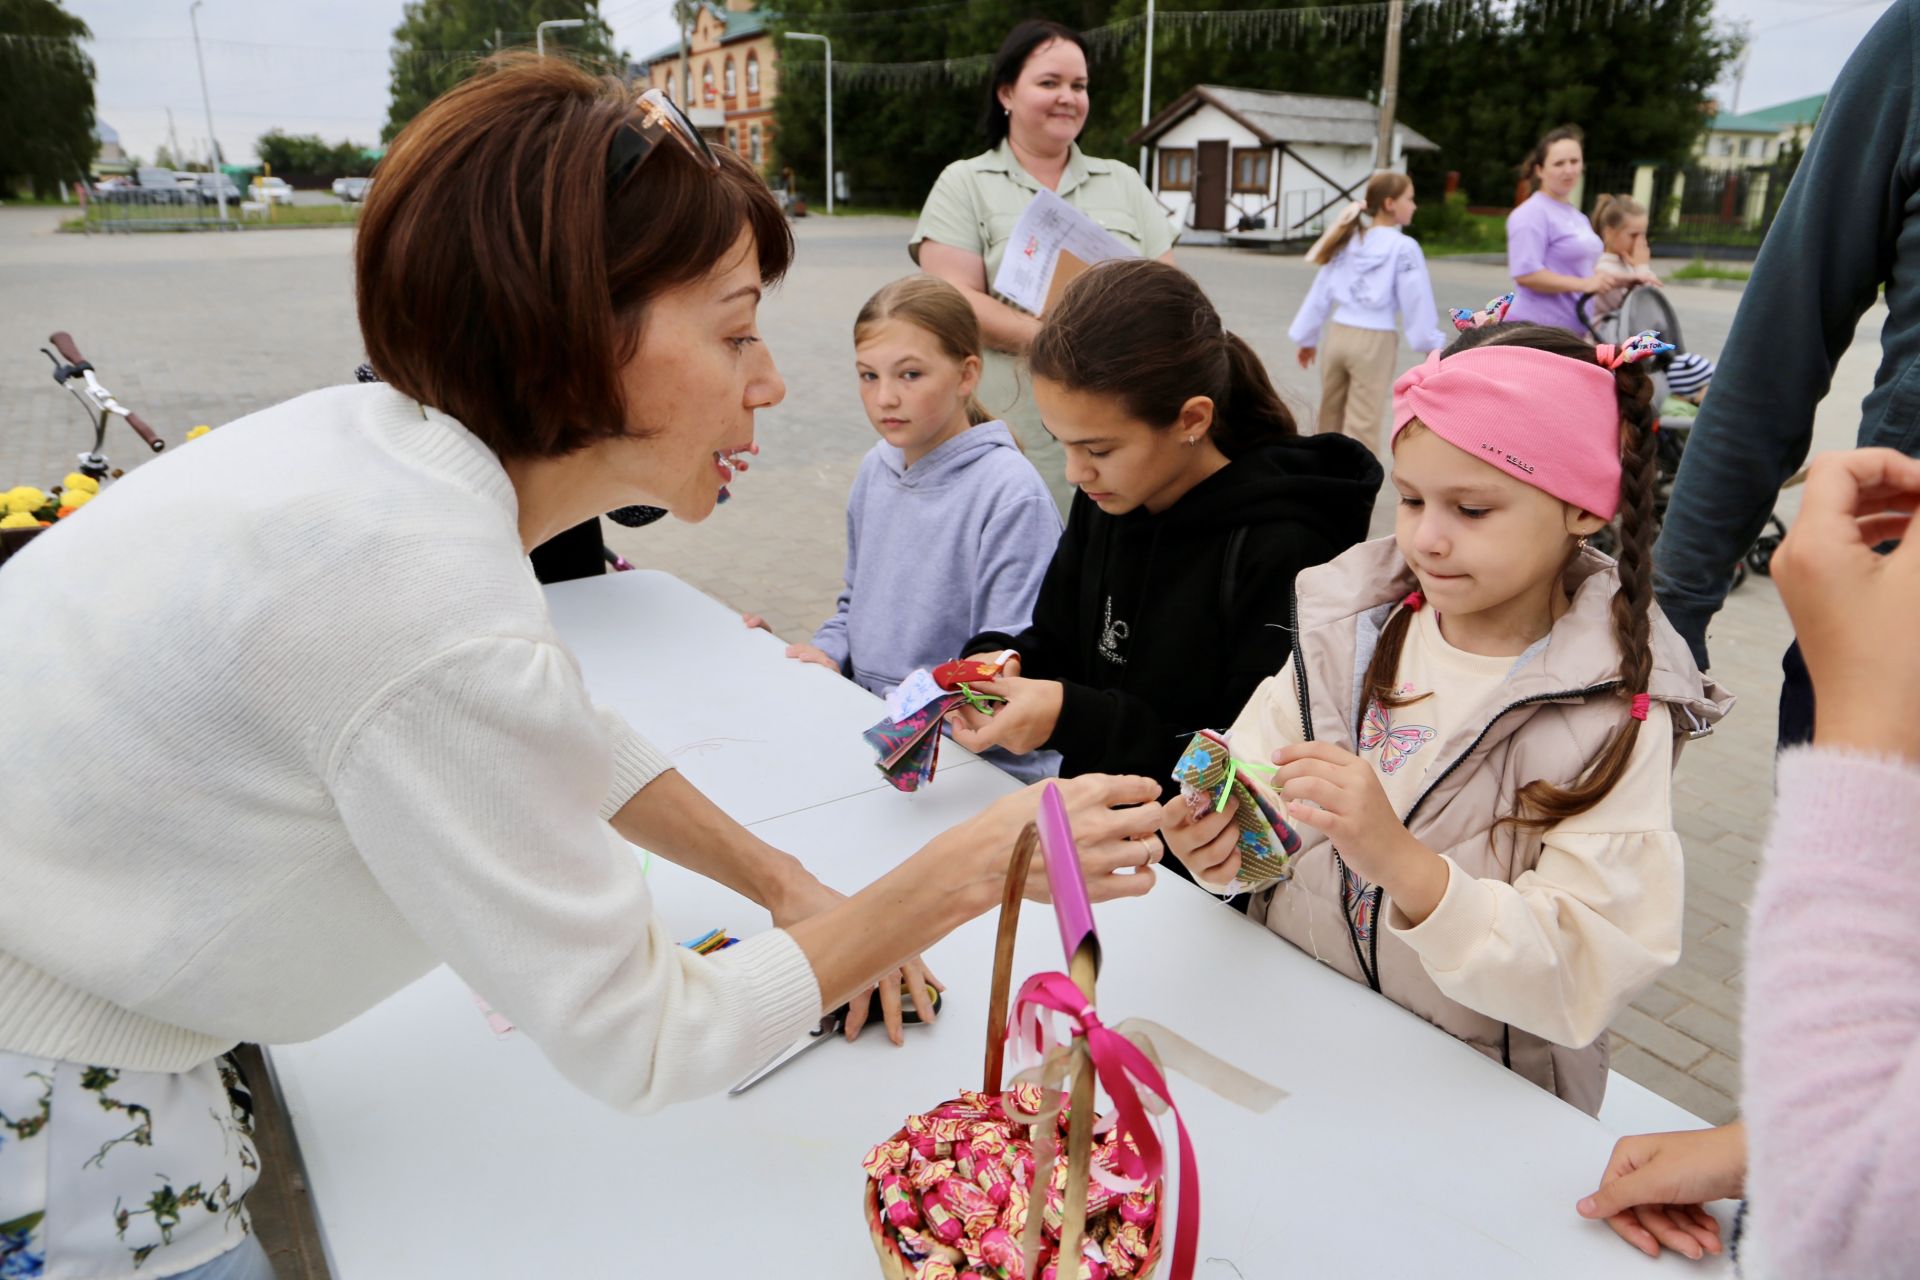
[[43, 330, 168, 480], [1, 333, 170, 569]]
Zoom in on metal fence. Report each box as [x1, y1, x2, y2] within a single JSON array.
[[79, 187, 243, 233], [1585, 153, 1802, 253]]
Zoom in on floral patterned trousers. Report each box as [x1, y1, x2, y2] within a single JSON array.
[[0, 1049, 259, 1279]]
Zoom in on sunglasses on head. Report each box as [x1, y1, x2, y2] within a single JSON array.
[[606, 87, 720, 192]]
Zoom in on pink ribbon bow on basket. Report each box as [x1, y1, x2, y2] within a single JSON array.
[[999, 784, 1285, 1280]]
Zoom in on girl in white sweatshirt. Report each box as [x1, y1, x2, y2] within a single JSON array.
[[1289, 172, 1446, 451]]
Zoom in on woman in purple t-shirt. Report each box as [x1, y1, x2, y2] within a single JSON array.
[[1505, 125, 1632, 332]]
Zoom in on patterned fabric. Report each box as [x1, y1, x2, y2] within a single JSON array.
[[0, 1050, 258, 1278]]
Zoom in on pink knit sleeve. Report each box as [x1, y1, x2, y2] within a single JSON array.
[[1744, 746, 1920, 1272]]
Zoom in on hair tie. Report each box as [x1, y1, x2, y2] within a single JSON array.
[[1402, 590, 1424, 611], [1629, 692, 1651, 721], [1598, 331, 1674, 370], [1449, 293, 1514, 332]]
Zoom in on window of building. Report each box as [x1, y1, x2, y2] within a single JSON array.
[[747, 53, 760, 95], [724, 58, 736, 98], [1740, 138, 1754, 158], [1158, 148, 1195, 192], [727, 125, 738, 152], [1231, 148, 1269, 193], [703, 63, 714, 102], [750, 123, 763, 168]]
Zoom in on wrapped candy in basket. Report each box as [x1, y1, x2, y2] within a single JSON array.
[[862, 784, 1284, 1280]]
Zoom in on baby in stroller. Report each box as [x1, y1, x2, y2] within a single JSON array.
[[1580, 193, 1715, 408]]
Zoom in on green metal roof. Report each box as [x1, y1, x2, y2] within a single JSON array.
[[638, 4, 772, 65], [1709, 93, 1825, 134]]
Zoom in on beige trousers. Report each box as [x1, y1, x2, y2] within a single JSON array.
[[1316, 321, 1400, 453]]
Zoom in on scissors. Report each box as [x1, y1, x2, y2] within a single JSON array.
[[728, 984, 943, 1095]]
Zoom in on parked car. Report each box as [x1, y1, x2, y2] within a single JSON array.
[[331, 176, 372, 202], [194, 173, 242, 204], [249, 176, 295, 205], [132, 167, 190, 203]]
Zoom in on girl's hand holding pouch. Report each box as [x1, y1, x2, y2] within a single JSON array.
[[943, 674, 1061, 755], [1272, 741, 1450, 923]]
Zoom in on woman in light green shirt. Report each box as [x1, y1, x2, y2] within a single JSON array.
[[911, 19, 1177, 510]]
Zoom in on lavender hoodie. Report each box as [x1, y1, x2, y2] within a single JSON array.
[[812, 421, 1063, 779]]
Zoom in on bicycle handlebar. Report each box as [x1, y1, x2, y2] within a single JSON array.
[[48, 331, 89, 368], [125, 411, 166, 452]]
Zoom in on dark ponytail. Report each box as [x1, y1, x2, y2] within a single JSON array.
[[1361, 320, 1660, 830], [1027, 258, 1298, 456]]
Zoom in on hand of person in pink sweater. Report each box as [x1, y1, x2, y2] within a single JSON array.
[[1771, 446, 1920, 761], [1577, 1123, 1744, 1259]]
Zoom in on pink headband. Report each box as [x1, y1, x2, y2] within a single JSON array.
[[1392, 346, 1624, 520]]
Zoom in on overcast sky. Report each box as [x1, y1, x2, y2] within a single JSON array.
[[70, 0, 1892, 166]]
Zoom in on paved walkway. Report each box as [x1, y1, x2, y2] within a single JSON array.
[[1, 207, 1884, 1130]]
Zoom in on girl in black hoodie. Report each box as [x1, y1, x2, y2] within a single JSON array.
[[948, 260, 1382, 868]]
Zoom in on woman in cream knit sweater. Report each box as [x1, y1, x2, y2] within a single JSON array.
[[0, 57, 1161, 1280]]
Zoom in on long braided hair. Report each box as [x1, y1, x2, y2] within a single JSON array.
[[1359, 321, 1660, 829]]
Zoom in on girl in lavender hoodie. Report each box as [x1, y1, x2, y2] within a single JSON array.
[[747, 275, 1063, 780]]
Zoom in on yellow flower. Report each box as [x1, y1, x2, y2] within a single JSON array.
[[5, 486, 48, 514], [186, 425, 212, 441], [0, 511, 41, 530], [61, 472, 101, 494], [58, 487, 95, 511]]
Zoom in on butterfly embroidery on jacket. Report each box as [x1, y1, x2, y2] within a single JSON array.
[[1359, 699, 1437, 776]]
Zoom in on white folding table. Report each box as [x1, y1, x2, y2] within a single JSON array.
[[267, 571, 1729, 1277]]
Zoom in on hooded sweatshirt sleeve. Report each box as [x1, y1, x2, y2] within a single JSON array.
[[960, 492, 1089, 671], [1395, 238, 1447, 352], [971, 490, 1064, 638], [1384, 703, 1683, 1048], [1288, 257, 1339, 349], [810, 464, 866, 669], [1652, 0, 1920, 669]]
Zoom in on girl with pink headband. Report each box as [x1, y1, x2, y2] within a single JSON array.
[[1160, 307, 1731, 1113]]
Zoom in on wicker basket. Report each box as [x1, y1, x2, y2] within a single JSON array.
[[864, 823, 1161, 1280]]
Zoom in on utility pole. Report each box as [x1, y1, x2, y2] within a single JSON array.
[[1138, 0, 1155, 178], [165, 107, 182, 169], [187, 0, 228, 222], [1372, 0, 1405, 171], [784, 32, 832, 214]]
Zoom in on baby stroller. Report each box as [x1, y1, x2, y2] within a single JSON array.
[[1577, 285, 1786, 588]]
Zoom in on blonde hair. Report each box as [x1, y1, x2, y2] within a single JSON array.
[[1308, 171, 1413, 265], [1590, 192, 1647, 240], [853, 275, 991, 426]]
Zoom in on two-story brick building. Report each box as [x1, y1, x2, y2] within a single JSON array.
[[635, 1, 779, 172]]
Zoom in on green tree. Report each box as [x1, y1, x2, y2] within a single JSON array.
[[0, 0, 97, 198], [770, 0, 1736, 213], [382, 0, 626, 143]]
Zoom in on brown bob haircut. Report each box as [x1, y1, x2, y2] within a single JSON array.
[[357, 53, 793, 460]]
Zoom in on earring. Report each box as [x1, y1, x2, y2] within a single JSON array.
[[1184, 436, 1196, 446]]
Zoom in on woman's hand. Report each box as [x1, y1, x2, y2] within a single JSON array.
[[1771, 447, 1920, 763], [1158, 793, 1243, 890], [1296, 347, 1316, 369], [767, 873, 945, 1046], [785, 643, 841, 673], [742, 613, 771, 632], [943, 674, 1062, 756], [956, 773, 1164, 905], [1272, 742, 1448, 923], [1576, 1123, 1746, 1260]]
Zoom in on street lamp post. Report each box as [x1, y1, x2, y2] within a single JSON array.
[[187, 0, 227, 223], [536, 18, 586, 58], [783, 31, 832, 215]]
